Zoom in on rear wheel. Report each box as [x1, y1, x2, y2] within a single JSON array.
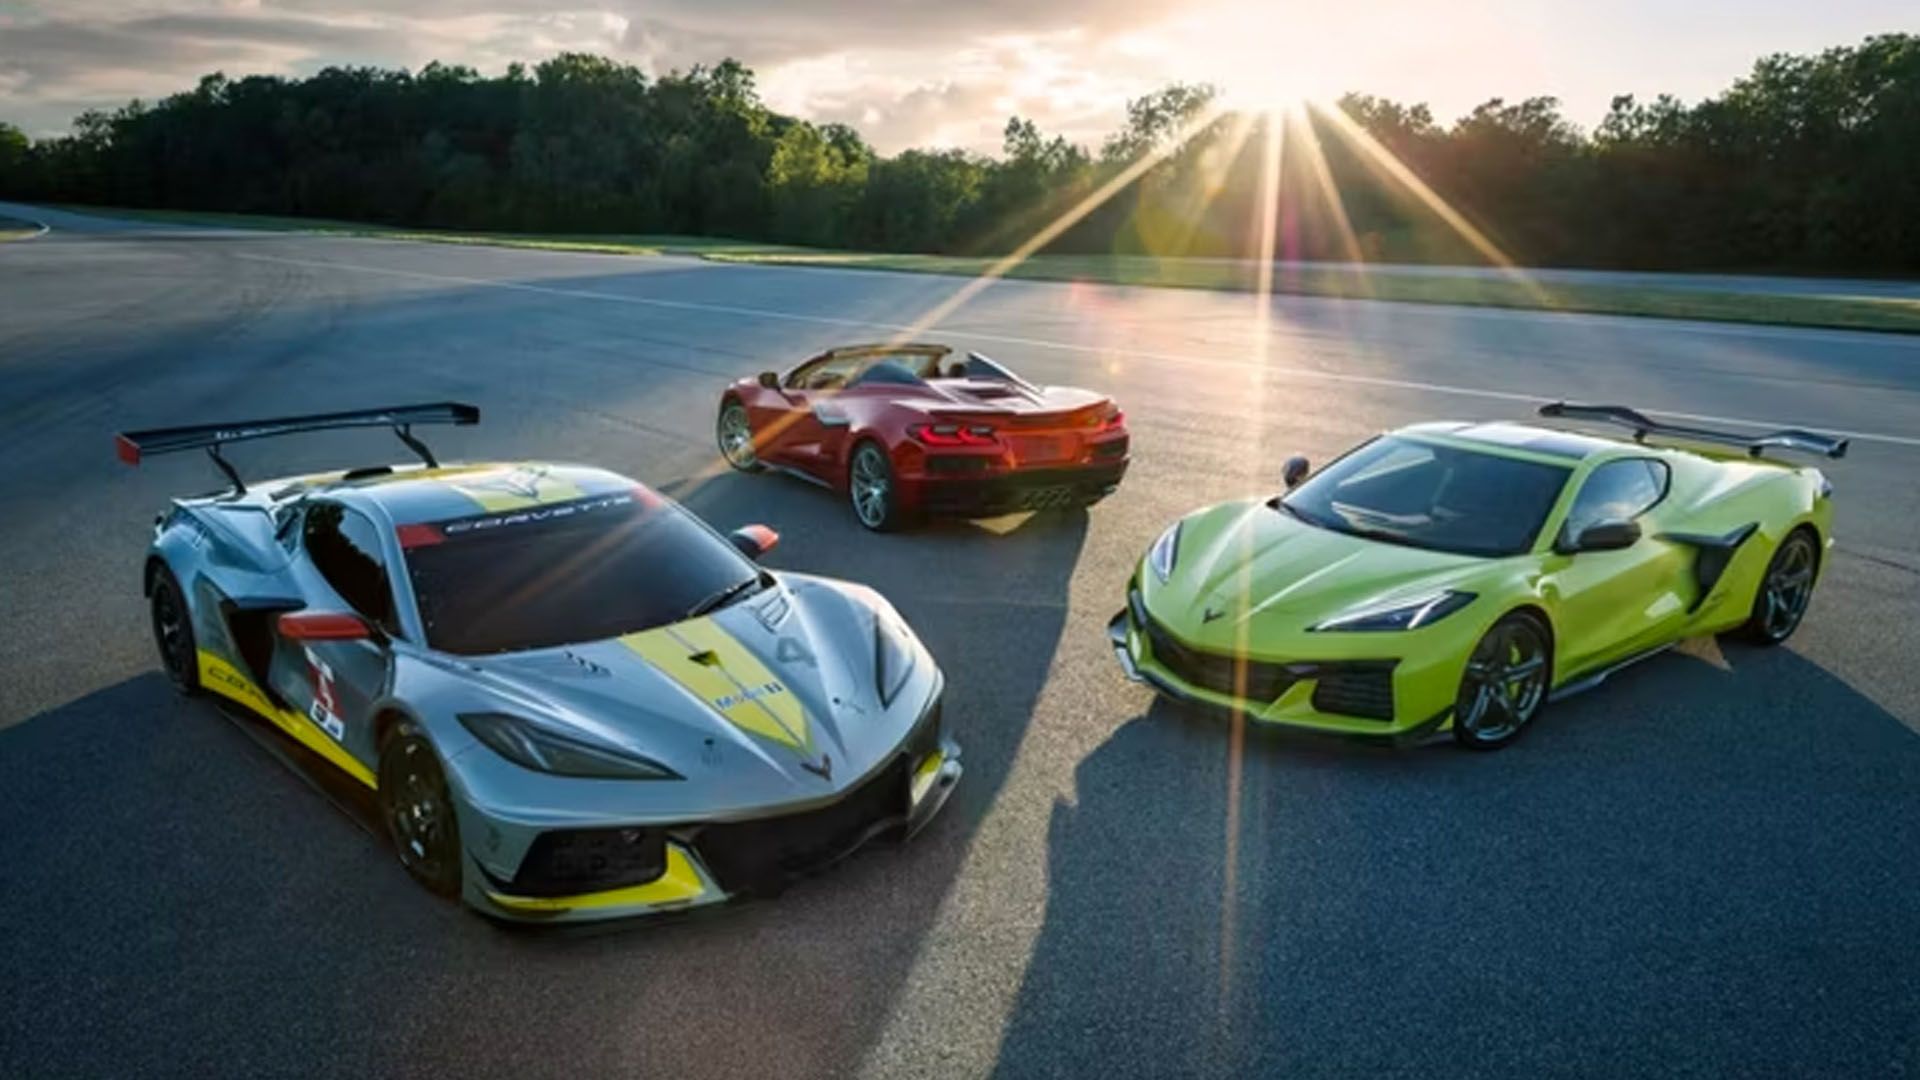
[[717, 399, 762, 472], [1738, 528, 1818, 645], [379, 721, 464, 899], [149, 567, 200, 696], [849, 441, 906, 532], [1452, 612, 1552, 750]]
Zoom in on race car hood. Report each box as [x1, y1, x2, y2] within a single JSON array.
[[1141, 497, 1490, 646], [446, 575, 923, 801]]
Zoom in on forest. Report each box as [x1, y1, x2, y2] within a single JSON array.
[[2, 33, 1916, 274]]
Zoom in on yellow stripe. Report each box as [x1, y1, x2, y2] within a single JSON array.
[[486, 845, 708, 913], [620, 617, 812, 753], [445, 465, 586, 512], [911, 750, 945, 803], [197, 649, 377, 788]]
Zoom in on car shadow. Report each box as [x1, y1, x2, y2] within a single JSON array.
[[0, 485, 1089, 1079], [990, 642, 1920, 1079]]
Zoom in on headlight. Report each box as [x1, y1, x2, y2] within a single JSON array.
[[875, 614, 918, 707], [1147, 522, 1181, 583], [1310, 591, 1476, 632], [458, 712, 681, 779]]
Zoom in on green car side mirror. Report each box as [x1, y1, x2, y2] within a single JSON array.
[[1282, 456, 1310, 489], [1559, 518, 1641, 554]]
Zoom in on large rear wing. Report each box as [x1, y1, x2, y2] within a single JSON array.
[[115, 402, 480, 493], [1538, 402, 1848, 460]]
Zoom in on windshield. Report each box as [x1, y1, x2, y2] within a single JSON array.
[[1280, 435, 1571, 557], [403, 494, 760, 655]]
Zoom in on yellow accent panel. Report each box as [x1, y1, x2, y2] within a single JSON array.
[[197, 649, 377, 788], [486, 844, 708, 913], [443, 465, 586, 512], [619, 618, 812, 753], [911, 750, 945, 803]]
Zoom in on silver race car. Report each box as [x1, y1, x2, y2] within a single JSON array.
[[118, 404, 961, 922]]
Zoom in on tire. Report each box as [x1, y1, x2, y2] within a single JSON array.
[[1737, 527, 1819, 646], [149, 566, 201, 696], [378, 720, 465, 899], [1451, 611, 1552, 750], [848, 440, 907, 532], [716, 398, 763, 472]]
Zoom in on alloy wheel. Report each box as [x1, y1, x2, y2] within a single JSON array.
[[851, 446, 891, 529], [718, 403, 758, 469], [1760, 533, 1817, 640], [1457, 618, 1550, 744]]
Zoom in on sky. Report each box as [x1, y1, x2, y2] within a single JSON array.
[[1, 1, 1914, 153]]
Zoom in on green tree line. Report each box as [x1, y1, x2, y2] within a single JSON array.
[[2, 34, 1916, 273]]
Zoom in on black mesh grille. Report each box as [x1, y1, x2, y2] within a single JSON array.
[[694, 758, 910, 895], [1309, 664, 1398, 721], [1140, 612, 1296, 702], [509, 827, 666, 897]]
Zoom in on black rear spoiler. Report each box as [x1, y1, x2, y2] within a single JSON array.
[[1538, 402, 1847, 460], [115, 402, 479, 493]]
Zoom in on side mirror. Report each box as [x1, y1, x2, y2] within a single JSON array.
[[728, 524, 780, 561], [756, 371, 781, 390], [279, 610, 374, 641], [1282, 455, 1311, 490], [1560, 518, 1641, 554]]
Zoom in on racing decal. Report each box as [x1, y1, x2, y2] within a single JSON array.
[[619, 618, 814, 754], [444, 465, 586, 513], [303, 648, 346, 741], [197, 649, 376, 788], [403, 491, 645, 547]]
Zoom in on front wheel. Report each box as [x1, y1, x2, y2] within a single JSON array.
[[1738, 528, 1818, 645], [717, 399, 762, 472], [849, 441, 907, 532], [379, 721, 465, 899], [1452, 612, 1552, 750]]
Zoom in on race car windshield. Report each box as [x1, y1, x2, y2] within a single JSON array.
[[403, 495, 760, 655], [1279, 436, 1572, 557]]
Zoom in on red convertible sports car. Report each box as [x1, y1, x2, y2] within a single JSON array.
[[717, 343, 1130, 530]]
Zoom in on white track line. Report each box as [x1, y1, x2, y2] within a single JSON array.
[[231, 250, 1920, 450]]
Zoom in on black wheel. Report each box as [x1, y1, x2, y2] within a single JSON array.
[[1452, 612, 1552, 750], [717, 399, 762, 472], [1738, 528, 1819, 645], [849, 440, 906, 532], [378, 721, 464, 899], [149, 567, 200, 696]]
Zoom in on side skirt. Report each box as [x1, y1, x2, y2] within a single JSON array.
[[1548, 642, 1675, 703]]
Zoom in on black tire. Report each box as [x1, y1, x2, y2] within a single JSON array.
[[848, 440, 908, 532], [378, 720, 464, 899], [1452, 611, 1553, 751], [149, 566, 201, 696], [1737, 527, 1819, 645], [716, 398, 763, 472]]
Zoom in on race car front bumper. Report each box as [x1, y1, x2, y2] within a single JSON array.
[[467, 731, 963, 924], [1107, 603, 1453, 746]]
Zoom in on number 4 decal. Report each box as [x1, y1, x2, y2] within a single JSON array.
[[304, 647, 346, 741]]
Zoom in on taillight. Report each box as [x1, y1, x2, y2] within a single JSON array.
[[910, 423, 997, 447], [1101, 408, 1126, 433]]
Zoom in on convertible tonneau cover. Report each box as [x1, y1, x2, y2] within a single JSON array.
[[115, 402, 480, 492], [1539, 402, 1848, 460]]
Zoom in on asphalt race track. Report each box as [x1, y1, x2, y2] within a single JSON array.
[[3, 204, 1917, 1079]]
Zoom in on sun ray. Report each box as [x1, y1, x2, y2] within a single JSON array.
[[1219, 105, 1284, 1017], [1310, 100, 1556, 306], [1289, 103, 1370, 295]]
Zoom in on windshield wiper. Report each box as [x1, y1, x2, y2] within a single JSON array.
[[684, 573, 770, 619]]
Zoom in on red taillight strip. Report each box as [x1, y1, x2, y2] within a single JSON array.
[[396, 523, 444, 548]]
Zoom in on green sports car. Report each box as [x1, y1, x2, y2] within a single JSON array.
[[1108, 403, 1847, 749]]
